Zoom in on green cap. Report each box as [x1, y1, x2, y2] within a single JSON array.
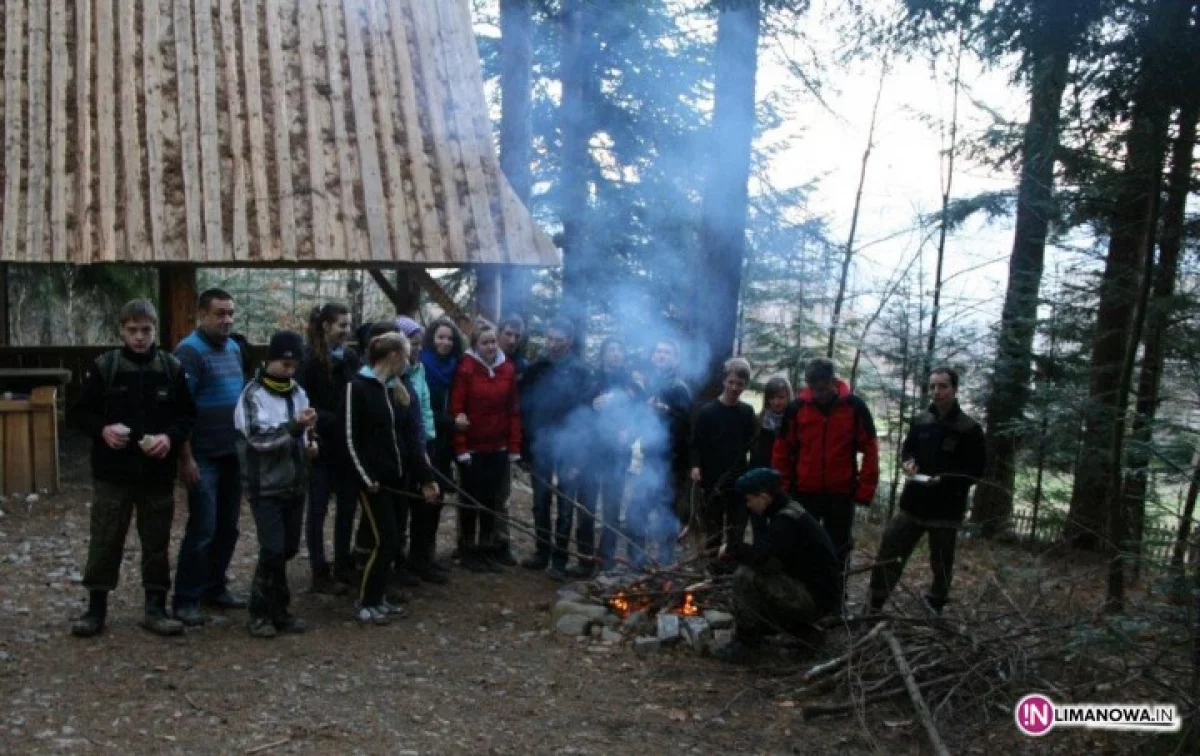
[[734, 468, 782, 496]]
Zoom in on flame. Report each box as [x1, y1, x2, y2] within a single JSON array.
[[674, 592, 700, 617], [608, 591, 650, 619]]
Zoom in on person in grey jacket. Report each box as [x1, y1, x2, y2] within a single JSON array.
[[234, 331, 318, 638]]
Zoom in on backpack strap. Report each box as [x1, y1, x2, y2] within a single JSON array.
[[98, 349, 123, 391]]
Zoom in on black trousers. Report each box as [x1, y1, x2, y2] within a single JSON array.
[[358, 489, 400, 607], [700, 488, 749, 556], [248, 495, 303, 621], [411, 443, 453, 566], [459, 451, 508, 550], [797, 494, 855, 571], [869, 510, 959, 611]]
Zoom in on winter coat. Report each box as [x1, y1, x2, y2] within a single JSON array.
[[407, 361, 436, 442], [345, 367, 432, 490], [898, 401, 987, 522], [690, 399, 756, 490], [69, 346, 196, 487], [521, 354, 592, 463], [295, 345, 360, 468], [233, 378, 311, 500], [450, 351, 522, 458], [420, 348, 458, 456], [771, 379, 880, 503], [587, 367, 644, 469], [644, 369, 692, 479]]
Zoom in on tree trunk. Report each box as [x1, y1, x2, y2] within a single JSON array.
[[1065, 0, 1183, 551], [696, 0, 762, 392], [158, 265, 198, 350], [1120, 94, 1199, 572], [970, 38, 1072, 537], [558, 0, 590, 338], [369, 268, 421, 316], [499, 0, 535, 319], [827, 57, 887, 360], [1172, 452, 1200, 575], [923, 39, 962, 388]]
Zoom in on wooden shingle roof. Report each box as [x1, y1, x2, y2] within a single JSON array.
[[0, 0, 557, 266]]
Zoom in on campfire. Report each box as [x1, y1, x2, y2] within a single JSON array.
[[607, 586, 701, 619]]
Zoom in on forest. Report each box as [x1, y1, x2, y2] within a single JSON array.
[[1, 0, 1199, 746]]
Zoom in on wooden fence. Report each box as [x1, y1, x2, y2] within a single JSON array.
[[1007, 511, 1191, 573]]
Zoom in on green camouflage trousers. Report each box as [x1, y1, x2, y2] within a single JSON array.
[[83, 481, 175, 592], [731, 565, 820, 637]]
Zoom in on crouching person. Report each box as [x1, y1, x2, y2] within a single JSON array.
[[68, 299, 195, 638], [717, 468, 843, 662], [234, 331, 318, 638]]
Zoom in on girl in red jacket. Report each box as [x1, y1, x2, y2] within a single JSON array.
[[450, 321, 522, 573]]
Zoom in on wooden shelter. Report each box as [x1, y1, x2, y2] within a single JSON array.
[[0, 0, 556, 341]]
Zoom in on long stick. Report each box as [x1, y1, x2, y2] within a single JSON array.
[[884, 630, 950, 756]]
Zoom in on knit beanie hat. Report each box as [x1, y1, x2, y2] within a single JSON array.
[[734, 468, 782, 496], [394, 316, 424, 338], [267, 330, 305, 361]]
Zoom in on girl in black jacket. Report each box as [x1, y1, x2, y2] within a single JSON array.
[[748, 374, 793, 544], [346, 334, 437, 625], [297, 303, 360, 593]]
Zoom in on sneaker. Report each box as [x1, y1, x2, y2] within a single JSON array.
[[379, 599, 408, 618], [356, 605, 390, 626], [545, 565, 569, 582], [70, 613, 105, 638], [274, 614, 308, 635], [521, 554, 550, 571], [202, 590, 248, 610], [172, 604, 208, 627], [142, 608, 185, 637], [248, 617, 278, 638]]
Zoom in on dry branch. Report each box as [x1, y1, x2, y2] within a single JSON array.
[[884, 629, 950, 756]]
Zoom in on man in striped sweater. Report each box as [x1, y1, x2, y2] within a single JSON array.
[[172, 288, 248, 626]]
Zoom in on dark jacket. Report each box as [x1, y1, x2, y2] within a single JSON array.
[[898, 401, 987, 522], [587, 367, 644, 468], [646, 369, 692, 479], [750, 412, 784, 470], [450, 352, 522, 457], [690, 399, 756, 490], [771, 380, 880, 503], [296, 345, 360, 468], [728, 493, 842, 615], [345, 368, 431, 490], [521, 354, 592, 462], [69, 346, 196, 487]]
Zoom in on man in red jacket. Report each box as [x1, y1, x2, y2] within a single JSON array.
[[771, 358, 879, 602]]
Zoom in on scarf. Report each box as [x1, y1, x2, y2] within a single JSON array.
[[420, 347, 458, 390], [259, 371, 296, 396], [760, 409, 783, 433], [330, 346, 346, 362]]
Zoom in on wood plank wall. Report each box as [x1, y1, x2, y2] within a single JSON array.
[[0, 0, 557, 267]]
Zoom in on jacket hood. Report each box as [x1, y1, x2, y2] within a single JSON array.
[[798, 378, 851, 403], [465, 349, 507, 377]]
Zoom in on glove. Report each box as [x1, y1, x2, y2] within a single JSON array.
[[457, 453, 471, 465]]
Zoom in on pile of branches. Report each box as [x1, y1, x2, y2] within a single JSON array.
[[787, 594, 1073, 754], [574, 558, 737, 618]]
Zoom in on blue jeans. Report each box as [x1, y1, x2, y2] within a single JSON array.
[[306, 461, 359, 573], [173, 454, 242, 609]]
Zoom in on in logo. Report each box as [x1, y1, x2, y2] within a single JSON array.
[[1015, 693, 1055, 737]]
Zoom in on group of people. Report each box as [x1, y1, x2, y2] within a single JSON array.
[[67, 288, 987, 656]]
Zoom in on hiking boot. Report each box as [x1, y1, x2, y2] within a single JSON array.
[[492, 545, 518, 567], [173, 604, 208, 627], [566, 563, 598, 580], [71, 591, 108, 638], [248, 617, 278, 638], [274, 614, 307, 635], [142, 603, 184, 637], [309, 565, 347, 596], [521, 554, 550, 571], [545, 565, 569, 583], [202, 590, 248, 610], [71, 613, 105, 638], [356, 605, 390, 626]]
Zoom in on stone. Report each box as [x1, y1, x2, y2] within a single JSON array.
[[633, 637, 662, 656], [552, 601, 609, 623], [597, 612, 621, 628], [710, 629, 734, 653], [656, 614, 681, 642], [555, 614, 592, 637], [703, 610, 734, 630], [622, 610, 652, 635], [555, 588, 585, 604], [589, 624, 604, 639], [601, 628, 622, 644], [681, 618, 712, 651]]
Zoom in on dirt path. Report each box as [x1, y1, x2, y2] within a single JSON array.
[[0, 458, 895, 755]]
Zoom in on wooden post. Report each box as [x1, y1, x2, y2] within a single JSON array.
[[158, 265, 197, 349], [476, 267, 502, 323]]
